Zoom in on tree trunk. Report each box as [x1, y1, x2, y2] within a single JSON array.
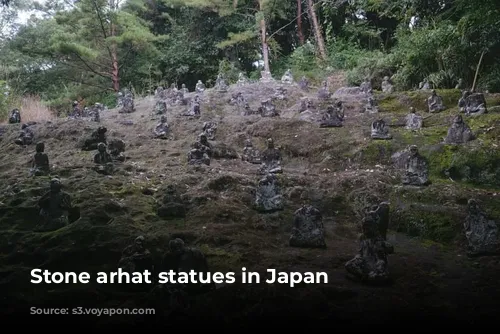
[[471, 50, 486, 93], [258, 1, 270, 72], [297, 0, 304, 45], [306, 0, 327, 60]]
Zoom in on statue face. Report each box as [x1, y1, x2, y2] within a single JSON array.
[[410, 146, 418, 156], [453, 115, 463, 124]]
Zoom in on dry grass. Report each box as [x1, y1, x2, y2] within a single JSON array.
[[1, 95, 55, 124]]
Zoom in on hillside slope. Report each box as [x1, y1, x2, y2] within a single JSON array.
[[1, 81, 500, 326]]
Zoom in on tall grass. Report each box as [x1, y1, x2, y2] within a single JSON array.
[[0, 95, 55, 124]]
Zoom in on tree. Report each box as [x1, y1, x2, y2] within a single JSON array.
[[297, 0, 304, 45], [306, 0, 326, 60]]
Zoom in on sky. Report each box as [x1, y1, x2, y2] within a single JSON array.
[[17, 0, 47, 24]]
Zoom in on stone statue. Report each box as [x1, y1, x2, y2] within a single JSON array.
[[289, 205, 326, 248], [345, 203, 394, 283], [185, 95, 201, 117], [427, 89, 446, 113], [364, 92, 379, 114], [274, 86, 287, 101], [459, 91, 487, 116], [93, 142, 114, 175], [108, 139, 126, 162], [154, 100, 167, 116], [419, 78, 430, 90], [195, 80, 205, 93], [298, 76, 309, 91], [37, 178, 72, 232], [118, 236, 153, 274], [237, 72, 249, 86], [258, 99, 278, 117], [14, 123, 34, 146], [8, 108, 21, 124], [259, 138, 282, 174], [255, 173, 284, 212], [187, 135, 211, 166], [215, 74, 228, 92], [83, 126, 107, 151], [464, 199, 499, 256], [202, 121, 217, 140], [402, 145, 429, 186], [118, 90, 135, 113], [180, 83, 189, 94], [90, 103, 102, 122], [154, 115, 169, 139], [318, 81, 330, 100], [444, 115, 474, 144], [116, 92, 124, 108], [30, 142, 50, 176], [381, 76, 394, 93], [70, 100, 81, 118], [319, 102, 344, 127], [241, 139, 261, 164], [281, 69, 294, 84], [405, 107, 423, 130], [360, 78, 372, 94], [163, 238, 214, 293], [455, 78, 465, 90], [299, 97, 315, 112], [260, 70, 274, 83], [371, 119, 392, 140]]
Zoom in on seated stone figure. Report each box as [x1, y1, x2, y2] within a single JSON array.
[[229, 92, 247, 108], [37, 178, 72, 232], [289, 205, 326, 248], [118, 236, 153, 274], [401, 145, 429, 186], [180, 83, 189, 94], [317, 81, 330, 100], [183, 95, 201, 117], [202, 121, 217, 140], [90, 103, 101, 122], [163, 238, 215, 293], [455, 78, 465, 90], [83, 126, 107, 151], [345, 204, 394, 283], [241, 139, 261, 164], [30, 142, 50, 176], [274, 86, 287, 101], [371, 119, 392, 140], [116, 92, 124, 108], [258, 138, 282, 174], [299, 97, 315, 112], [444, 115, 474, 144], [154, 115, 169, 139], [9, 108, 21, 124], [459, 91, 487, 116], [464, 199, 499, 257], [298, 76, 309, 91], [255, 173, 284, 212], [360, 78, 372, 94], [108, 139, 126, 162], [237, 72, 249, 86], [427, 89, 446, 113], [319, 101, 344, 127], [258, 99, 278, 117], [187, 136, 211, 166], [419, 79, 430, 90], [405, 107, 423, 130], [154, 100, 167, 116], [381, 76, 394, 93], [118, 90, 135, 113], [195, 80, 205, 93], [93, 142, 114, 175], [14, 124, 34, 146], [281, 69, 294, 84], [364, 92, 379, 114], [70, 100, 81, 118], [214, 73, 228, 92]]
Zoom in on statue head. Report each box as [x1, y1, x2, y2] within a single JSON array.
[[453, 114, 463, 124], [467, 199, 480, 213], [267, 138, 274, 149], [134, 235, 145, 248], [117, 92, 123, 97], [322, 80, 327, 88], [97, 142, 107, 152], [160, 115, 167, 123], [97, 126, 107, 134], [181, 83, 186, 88], [361, 214, 377, 237], [244, 138, 252, 147], [431, 89, 436, 96], [50, 178, 62, 193], [36, 142, 45, 153], [383, 76, 389, 81], [21, 123, 28, 130], [11, 108, 19, 115], [72, 100, 78, 107], [169, 238, 185, 255], [199, 134, 208, 144], [197, 80, 202, 84], [335, 100, 342, 107], [409, 107, 416, 113], [462, 90, 470, 98], [409, 145, 418, 156]]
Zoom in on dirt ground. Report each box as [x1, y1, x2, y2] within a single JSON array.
[[1, 80, 500, 327]]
